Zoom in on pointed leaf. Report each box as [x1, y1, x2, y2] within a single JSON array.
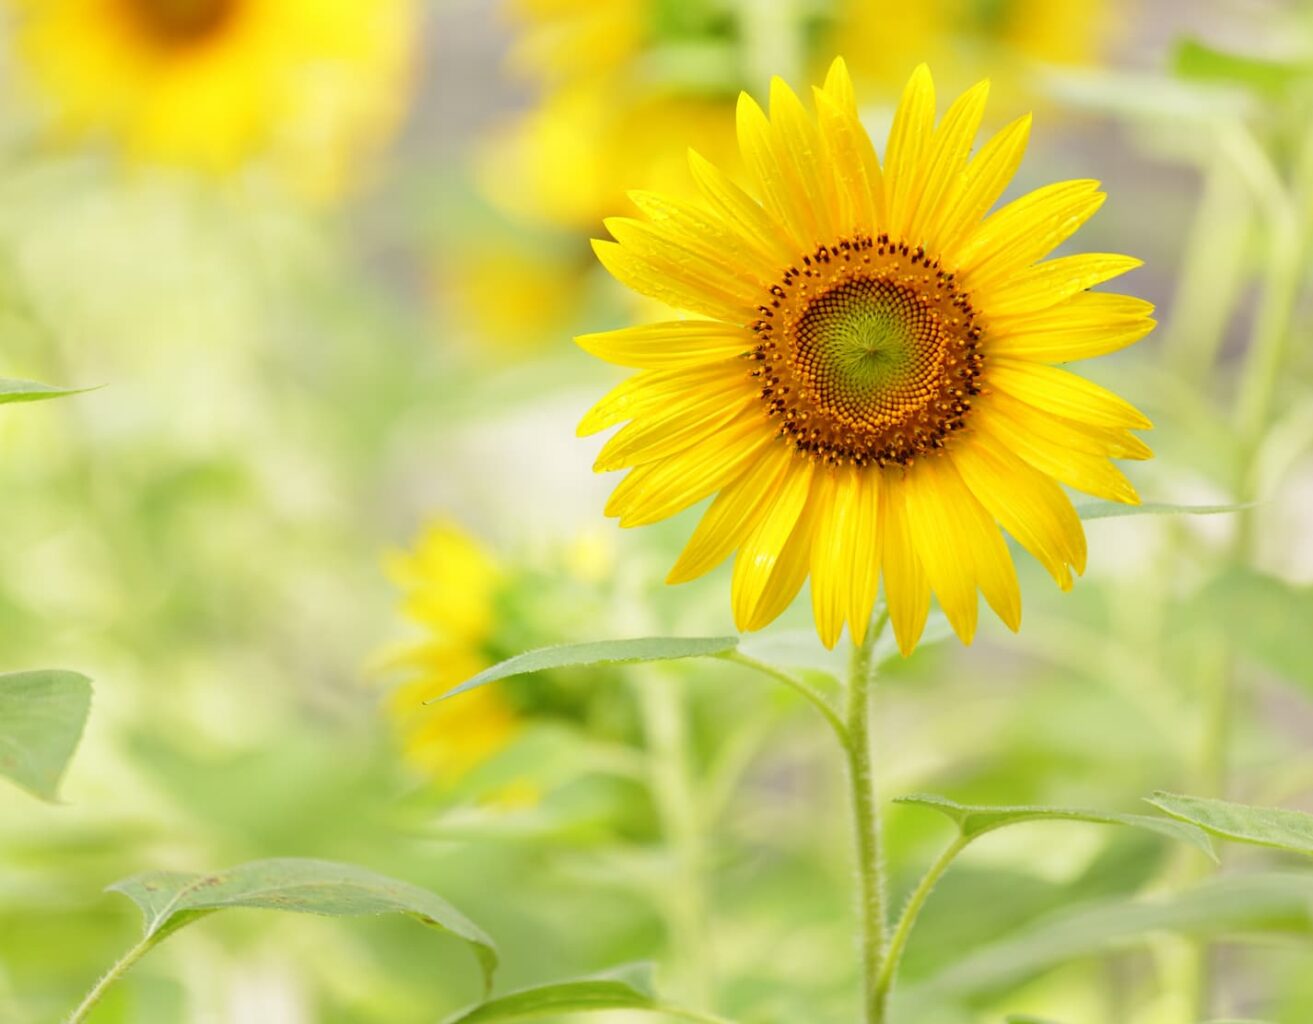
[[441, 965, 663, 1023], [0, 378, 87, 404], [436, 637, 739, 702], [1147, 792, 1313, 856], [898, 794, 1216, 861], [1076, 501, 1252, 521], [0, 669, 92, 801], [109, 857, 497, 990]]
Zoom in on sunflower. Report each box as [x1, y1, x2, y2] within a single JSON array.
[[383, 523, 521, 782], [578, 60, 1155, 655], [6, 0, 416, 197]]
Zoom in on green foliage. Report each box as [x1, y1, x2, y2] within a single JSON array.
[[1074, 501, 1252, 521], [441, 637, 741, 701], [1148, 793, 1313, 856], [438, 964, 705, 1023], [0, 378, 85, 404], [109, 858, 497, 989], [899, 794, 1217, 860], [0, 669, 91, 801]]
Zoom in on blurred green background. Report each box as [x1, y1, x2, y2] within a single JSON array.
[[1, 0, 1312, 1021]]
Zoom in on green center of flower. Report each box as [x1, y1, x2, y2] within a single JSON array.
[[794, 277, 944, 429], [751, 234, 984, 468], [125, 0, 237, 44]]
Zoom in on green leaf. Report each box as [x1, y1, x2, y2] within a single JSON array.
[[1076, 501, 1251, 521], [0, 377, 86, 404], [109, 857, 497, 991], [898, 794, 1216, 861], [0, 669, 92, 801], [436, 637, 740, 702], [441, 965, 659, 1023], [907, 872, 1313, 1000], [1147, 792, 1313, 856], [1174, 37, 1311, 96]]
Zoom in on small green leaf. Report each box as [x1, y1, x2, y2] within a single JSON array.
[[0, 669, 92, 801], [436, 637, 740, 702], [898, 794, 1217, 861], [109, 858, 497, 990], [1148, 792, 1313, 856], [1076, 501, 1251, 521], [0, 378, 87, 404], [441, 965, 660, 1023]]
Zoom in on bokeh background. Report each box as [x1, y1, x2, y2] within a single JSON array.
[[1, 0, 1312, 1021]]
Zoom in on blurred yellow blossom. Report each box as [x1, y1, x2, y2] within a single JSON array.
[[383, 523, 520, 783], [828, 0, 1118, 104], [6, 0, 418, 198]]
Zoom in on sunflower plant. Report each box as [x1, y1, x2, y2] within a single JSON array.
[[435, 58, 1272, 1024]]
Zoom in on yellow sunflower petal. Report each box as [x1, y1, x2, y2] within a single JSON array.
[[816, 56, 886, 232], [769, 76, 834, 241], [908, 79, 990, 245], [687, 148, 798, 267], [989, 359, 1152, 431], [628, 189, 783, 284], [885, 63, 936, 240], [594, 389, 755, 472], [576, 320, 753, 369], [603, 218, 766, 308], [744, 497, 818, 632], [904, 456, 1022, 642], [578, 360, 742, 435], [955, 180, 1106, 287], [736, 91, 812, 250], [986, 293, 1157, 362], [808, 470, 847, 648], [975, 395, 1141, 504], [667, 441, 796, 584], [880, 476, 931, 656], [928, 112, 1031, 254], [952, 435, 1087, 588], [979, 254, 1144, 317], [605, 416, 777, 526], [731, 461, 815, 630], [846, 468, 884, 646], [592, 238, 750, 322]]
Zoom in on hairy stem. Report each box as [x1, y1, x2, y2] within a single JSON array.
[[67, 936, 153, 1024], [845, 612, 890, 1023], [875, 834, 969, 1007]]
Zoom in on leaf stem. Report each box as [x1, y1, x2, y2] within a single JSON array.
[[67, 935, 153, 1024], [720, 650, 847, 743], [874, 834, 969, 1007], [845, 612, 890, 1023]]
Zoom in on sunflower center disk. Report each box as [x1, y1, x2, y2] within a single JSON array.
[[751, 235, 984, 468], [125, 0, 237, 44]]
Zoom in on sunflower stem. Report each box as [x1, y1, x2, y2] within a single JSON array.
[[845, 612, 890, 1023]]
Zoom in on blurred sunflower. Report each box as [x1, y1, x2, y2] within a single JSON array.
[[6, 0, 417, 198], [578, 59, 1155, 655], [383, 523, 631, 785], [827, 0, 1117, 104], [383, 523, 520, 783]]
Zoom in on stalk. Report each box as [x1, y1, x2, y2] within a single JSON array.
[[844, 612, 890, 1023]]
